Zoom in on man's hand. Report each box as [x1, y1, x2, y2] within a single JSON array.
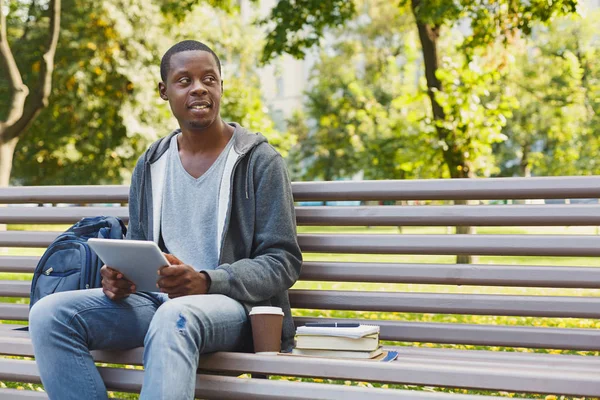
[[157, 253, 210, 298], [100, 265, 136, 301]]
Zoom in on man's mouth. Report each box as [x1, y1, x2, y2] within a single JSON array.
[[189, 101, 211, 110]]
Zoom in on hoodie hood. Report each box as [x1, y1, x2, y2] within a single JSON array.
[[145, 123, 267, 164]]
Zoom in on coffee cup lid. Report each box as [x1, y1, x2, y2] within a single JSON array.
[[249, 306, 284, 316]]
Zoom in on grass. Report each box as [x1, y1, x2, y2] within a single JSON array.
[[2, 224, 600, 398]]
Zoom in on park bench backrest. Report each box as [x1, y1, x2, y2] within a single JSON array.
[[2, 176, 600, 351]]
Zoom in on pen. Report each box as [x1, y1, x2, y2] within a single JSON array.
[[304, 322, 360, 327]]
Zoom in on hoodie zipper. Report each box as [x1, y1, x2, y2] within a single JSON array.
[[218, 146, 257, 263], [218, 155, 244, 264], [244, 147, 257, 200]]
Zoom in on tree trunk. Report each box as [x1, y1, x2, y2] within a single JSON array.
[[0, 138, 18, 187], [0, 138, 17, 241], [520, 143, 532, 177], [0, 0, 61, 186], [411, 0, 475, 264]]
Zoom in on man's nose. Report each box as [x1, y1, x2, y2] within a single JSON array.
[[190, 80, 208, 95]]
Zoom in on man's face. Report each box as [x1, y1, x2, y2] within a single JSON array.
[[158, 50, 223, 132]]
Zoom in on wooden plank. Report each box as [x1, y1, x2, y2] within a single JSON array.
[[0, 232, 58, 248], [0, 333, 598, 372], [3, 258, 600, 289], [296, 204, 600, 226], [198, 352, 600, 396], [291, 176, 600, 201], [0, 349, 600, 395], [2, 312, 599, 352], [0, 257, 38, 273], [0, 281, 30, 297], [289, 290, 600, 318], [0, 186, 128, 204], [0, 335, 597, 395], [0, 304, 29, 321], [294, 317, 600, 350], [3, 176, 600, 205], [9, 231, 600, 257], [387, 346, 600, 367], [8, 204, 600, 226], [0, 358, 495, 400], [0, 389, 48, 399], [6, 288, 600, 320], [0, 207, 129, 224], [300, 261, 600, 288], [297, 234, 600, 256]]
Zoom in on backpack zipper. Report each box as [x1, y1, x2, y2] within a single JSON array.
[[42, 268, 78, 277]]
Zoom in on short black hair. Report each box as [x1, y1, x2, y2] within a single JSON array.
[[160, 40, 222, 82]]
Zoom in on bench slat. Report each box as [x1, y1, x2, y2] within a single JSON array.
[[292, 176, 600, 201], [0, 281, 31, 297], [3, 258, 600, 289], [0, 358, 494, 400], [4, 289, 600, 319], [294, 317, 600, 350], [298, 234, 600, 256], [3, 177, 600, 204], [0, 186, 129, 204], [301, 261, 600, 288], [3, 258, 600, 288], [2, 305, 599, 350], [0, 304, 29, 321], [1, 332, 598, 372], [0, 257, 38, 273], [0, 341, 597, 396], [6, 204, 600, 226], [289, 290, 600, 318], [0, 389, 48, 399], [296, 204, 600, 226], [0, 207, 129, 224], [198, 352, 600, 396], [8, 231, 600, 257]]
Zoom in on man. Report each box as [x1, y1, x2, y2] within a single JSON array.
[[29, 40, 302, 400]]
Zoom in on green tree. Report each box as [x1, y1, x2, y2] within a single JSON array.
[[8, 0, 168, 185], [260, 0, 578, 179], [259, 0, 578, 264], [286, 1, 438, 181], [496, 12, 599, 177], [5, 0, 287, 185], [0, 0, 60, 186]]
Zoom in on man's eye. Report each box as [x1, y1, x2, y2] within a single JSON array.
[[204, 77, 216, 83], [179, 77, 190, 83]]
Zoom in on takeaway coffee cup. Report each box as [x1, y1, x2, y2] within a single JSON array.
[[249, 306, 284, 354]]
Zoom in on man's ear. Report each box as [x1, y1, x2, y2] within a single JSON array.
[[221, 80, 224, 94], [158, 82, 168, 101]]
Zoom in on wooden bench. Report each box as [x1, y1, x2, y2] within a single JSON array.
[[1, 177, 600, 399]]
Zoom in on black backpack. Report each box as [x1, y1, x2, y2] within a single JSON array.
[[29, 216, 127, 308]]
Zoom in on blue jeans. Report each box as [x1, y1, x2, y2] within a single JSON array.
[[29, 289, 250, 400]]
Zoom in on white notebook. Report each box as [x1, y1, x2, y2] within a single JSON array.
[[296, 324, 380, 339]]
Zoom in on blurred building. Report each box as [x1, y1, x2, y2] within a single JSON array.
[[240, 0, 317, 131]]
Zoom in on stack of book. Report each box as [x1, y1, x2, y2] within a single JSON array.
[[292, 323, 388, 360]]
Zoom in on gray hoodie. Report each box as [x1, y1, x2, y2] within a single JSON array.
[[126, 123, 302, 351]]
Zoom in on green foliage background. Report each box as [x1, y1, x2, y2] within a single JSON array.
[[2, 0, 599, 184]]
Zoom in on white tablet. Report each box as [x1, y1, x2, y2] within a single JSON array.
[[87, 238, 170, 292]]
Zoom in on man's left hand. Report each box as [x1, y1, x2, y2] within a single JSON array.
[[157, 253, 210, 298]]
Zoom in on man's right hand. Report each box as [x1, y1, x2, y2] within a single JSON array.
[[100, 265, 136, 301]]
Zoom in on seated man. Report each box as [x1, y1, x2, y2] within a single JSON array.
[[29, 40, 302, 400]]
